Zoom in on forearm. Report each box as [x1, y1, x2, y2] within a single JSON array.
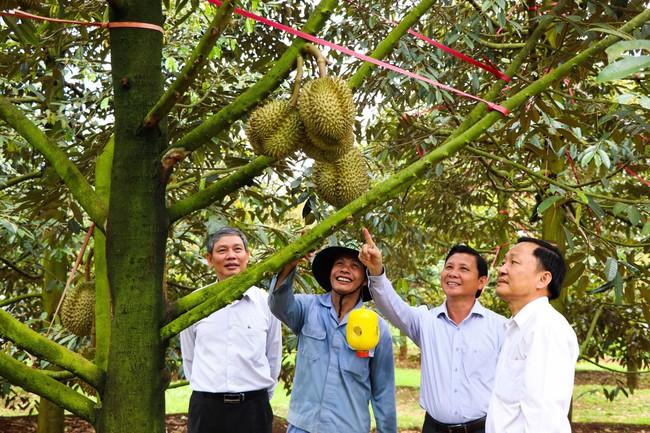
[[268, 268, 304, 333], [367, 272, 420, 341]]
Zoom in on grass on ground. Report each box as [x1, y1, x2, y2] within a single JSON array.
[[164, 361, 650, 430]]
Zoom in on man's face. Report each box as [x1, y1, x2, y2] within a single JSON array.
[[496, 241, 548, 303], [329, 253, 366, 296], [206, 235, 250, 281], [441, 252, 486, 299]]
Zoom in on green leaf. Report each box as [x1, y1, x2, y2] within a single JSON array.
[[604, 257, 617, 282], [614, 272, 624, 304], [596, 56, 650, 82], [588, 24, 634, 41], [587, 198, 605, 219], [626, 205, 640, 226], [537, 195, 563, 214], [612, 202, 627, 216], [642, 221, 650, 236], [605, 40, 650, 62]]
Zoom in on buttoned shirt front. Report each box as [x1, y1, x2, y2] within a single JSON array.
[[268, 270, 397, 433], [368, 271, 507, 424], [486, 296, 579, 433], [180, 285, 282, 399]]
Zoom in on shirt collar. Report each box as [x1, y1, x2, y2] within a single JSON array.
[[510, 296, 549, 328], [319, 292, 363, 324], [434, 300, 486, 320], [208, 279, 255, 300]]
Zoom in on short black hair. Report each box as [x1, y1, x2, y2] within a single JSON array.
[[445, 245, 488, 278], [206, 226, 248, 254], [516, 237, 566, 300]]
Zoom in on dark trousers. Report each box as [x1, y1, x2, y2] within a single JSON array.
[[188, 390, 273, 433], [422, 412, 486, 433]]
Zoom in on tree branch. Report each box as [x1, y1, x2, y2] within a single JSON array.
[[465, 146, 643, 205], [0, 96, 108, 230], [0, 257, 42, 279], [143, 0, 235, 129], [168, 156, 274, 223], [0, 293, 41, 308], [0, 170, 42, 192], [0, 308, 105, 391], [0, 351, 97, 423], [348, 0, 437, 90]]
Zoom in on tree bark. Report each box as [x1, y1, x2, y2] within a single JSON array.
[[37, 255, 67, 433], [96, 1, 168, 432]]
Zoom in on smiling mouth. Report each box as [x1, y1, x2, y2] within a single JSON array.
[[335, 276, 353, 283]]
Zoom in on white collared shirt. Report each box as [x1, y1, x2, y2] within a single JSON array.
[[180, 285, 282, 399], [486, 297, 579, 433]]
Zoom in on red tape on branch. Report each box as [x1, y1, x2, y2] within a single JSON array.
[[618, 163, 650, 188], [206, 0, 509, 116], [0, 9, 165, 34], [342, 0, 510, 82]]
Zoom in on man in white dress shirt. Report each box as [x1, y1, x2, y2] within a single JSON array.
[[180, 226, 282, 433], [486, 237, 579, 433]]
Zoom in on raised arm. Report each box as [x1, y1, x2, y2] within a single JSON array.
[[360, 228, 425, 345]]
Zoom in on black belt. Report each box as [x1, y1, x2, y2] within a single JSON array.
[[194, 389, 267, 404], [426, 413, 486, 433]]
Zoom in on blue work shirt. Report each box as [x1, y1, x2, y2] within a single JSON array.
[[369, 271, 507, 424], [269, 269, 397, 433]]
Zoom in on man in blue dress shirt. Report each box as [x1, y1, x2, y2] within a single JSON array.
[[269, 242, 397, 433], [360, 228, 506, 433]]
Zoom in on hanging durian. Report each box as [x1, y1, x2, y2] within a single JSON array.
[[298, 76, 355, 149], [313, 147, 369, 209], [77, 346, 96, 396], [60, 280, 95, 336], [246, 100, 304, 159], [301, 129, 353, 162]]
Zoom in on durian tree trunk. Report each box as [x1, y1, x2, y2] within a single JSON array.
[[95, 2, 169, 432], [37, 255, 67, 433]]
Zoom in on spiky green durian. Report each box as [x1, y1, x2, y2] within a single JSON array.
[[60, 281, 95, 336], [246, 100, 304, 159], [77, 347, 96, 396], [298, 77, 355, 146], [313, 147, 369, 209], [300, 130, 353, 162]]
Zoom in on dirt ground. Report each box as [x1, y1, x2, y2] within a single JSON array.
[[1, 370, 648, 432], [0, 414, 649, 433]]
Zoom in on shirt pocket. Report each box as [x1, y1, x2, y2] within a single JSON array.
[[239, 324, 267, 365], [341, 343, 372, 381], [299, 320, 326, 361], [494, 358, 524, 404]]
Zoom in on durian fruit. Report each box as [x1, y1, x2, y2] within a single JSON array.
[[298, 77, 355, 148], [307, 128, 355, 154], [60, 280, 95, 336], [301, 131, 352, 162], [246, 100, 304, 159], [77, 347, 96, 396], [313, 147, 369, 209]]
